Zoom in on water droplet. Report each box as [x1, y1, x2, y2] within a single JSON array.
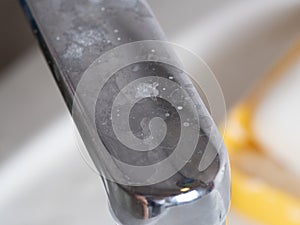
[[165, 113, 170, 117], [169, 76, 174, 80], [117, 37, 121, 41], [56, 36, 60, 41], [177, 106, 183, 110], [183, 122, 190, 127], [117, 113, 120, 117], [114, 29, 119, 33], [101, 7, 106, 11], [107, 40, 111, 44], [162, 87, 166, 91], [151, 49, 155, 53]]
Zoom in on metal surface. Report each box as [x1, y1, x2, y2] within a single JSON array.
[[20, 0, 230, 224]]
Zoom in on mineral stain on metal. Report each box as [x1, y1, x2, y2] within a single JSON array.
[[20, 0, 230, 224]]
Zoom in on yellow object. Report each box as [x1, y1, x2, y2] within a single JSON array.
[[225, 104, 300, 225], [223, 38, 300, 225]]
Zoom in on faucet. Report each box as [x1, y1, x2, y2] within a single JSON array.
[[20, 0, 230, 224]]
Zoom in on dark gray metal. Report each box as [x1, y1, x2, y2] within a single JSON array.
[[20, 0, 230, 224]]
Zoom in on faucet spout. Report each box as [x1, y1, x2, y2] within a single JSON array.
[[20, 0, 230, 224]]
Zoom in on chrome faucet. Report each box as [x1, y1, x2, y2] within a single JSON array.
[[20, 0, 230, 224]]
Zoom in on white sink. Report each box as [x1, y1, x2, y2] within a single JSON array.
[[0, 0, 299, 224]]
